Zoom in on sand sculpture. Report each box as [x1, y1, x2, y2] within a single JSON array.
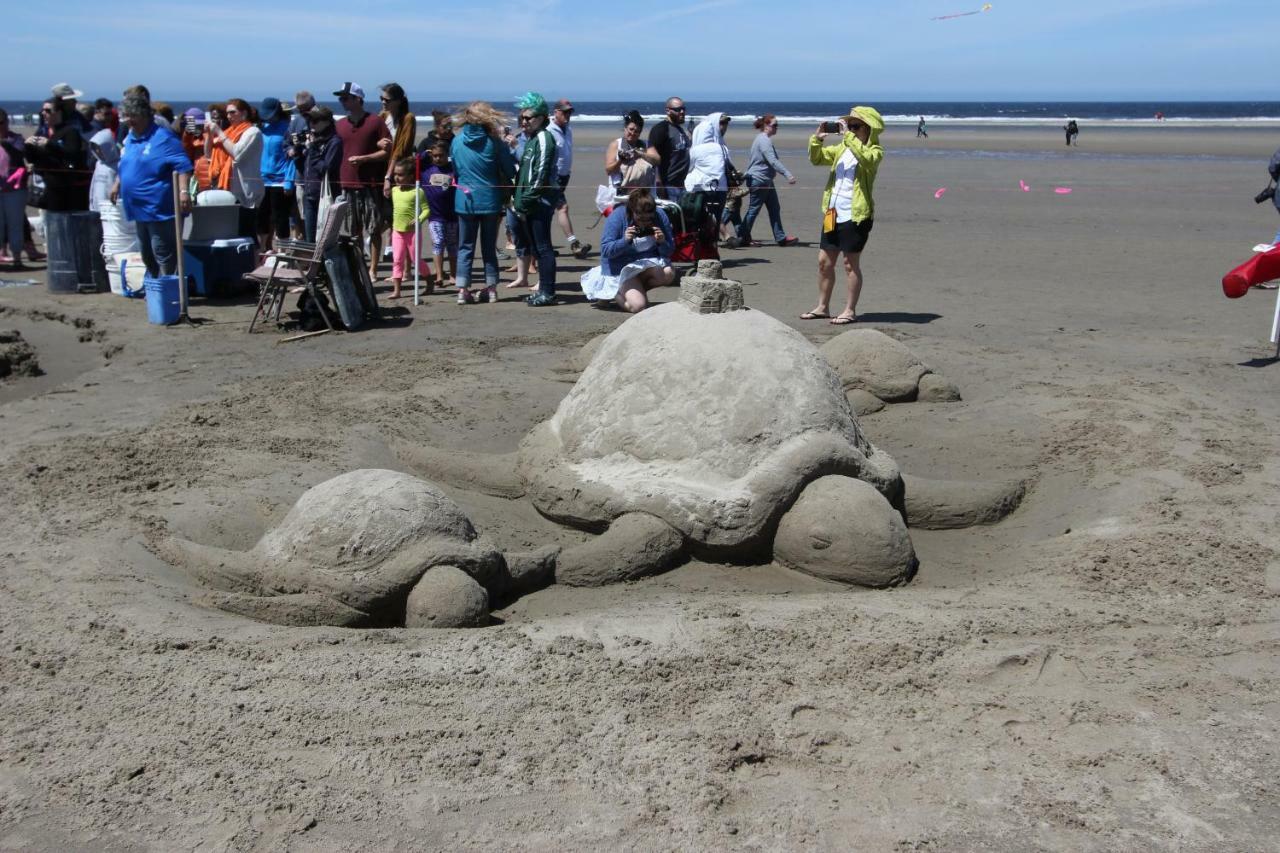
[[401, 267, 1022, 589], [159, 469, 553, 628], [819, 328, 962, 415]]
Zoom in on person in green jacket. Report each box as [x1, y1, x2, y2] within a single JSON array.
[[512, 92, 559, 307], [800, 105, 884, 325]]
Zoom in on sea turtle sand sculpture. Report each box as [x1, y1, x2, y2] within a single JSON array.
[[158, 469, 553, 628], [399, 265, 1022, 587], [820, 328, 961, 415]]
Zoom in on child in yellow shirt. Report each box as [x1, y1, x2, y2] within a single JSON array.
[[389, 158, 430, 299]]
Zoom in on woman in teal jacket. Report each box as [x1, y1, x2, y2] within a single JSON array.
[[800, 105, 883, 325], [450, 101, 516, 304]]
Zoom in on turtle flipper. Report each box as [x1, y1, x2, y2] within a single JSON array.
[[392, 441, 525, 499], [556, 513, 684, 587], [156, 537, 263, 593], [902, 474, 1026, 529], [206, 591, 374, 627]]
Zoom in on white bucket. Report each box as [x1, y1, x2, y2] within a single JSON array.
[[106, 251, 147, 298], [100, 201, 138, 255]]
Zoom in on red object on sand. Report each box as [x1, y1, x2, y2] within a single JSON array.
[[1222, 246, 1280, 298]]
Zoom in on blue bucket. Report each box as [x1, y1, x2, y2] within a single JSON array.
[[144, 274, 182, 325]]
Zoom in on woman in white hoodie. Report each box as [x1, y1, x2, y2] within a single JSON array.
[[683, 111, 729, 239]]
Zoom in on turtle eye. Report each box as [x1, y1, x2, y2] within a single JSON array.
[[809, 533, 832, 551]]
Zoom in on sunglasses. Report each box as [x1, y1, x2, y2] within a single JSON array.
[[518, 115, 533, 123], [668, 106, 686, 112], [40, 107, 55, 114]]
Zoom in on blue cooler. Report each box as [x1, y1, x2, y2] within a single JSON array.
[[183, 238, 257, 298]]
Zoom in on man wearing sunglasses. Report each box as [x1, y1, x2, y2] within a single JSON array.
[[648, 97, 690, 202]]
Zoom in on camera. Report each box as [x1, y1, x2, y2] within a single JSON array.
[[184, 116, 198, 134], [820, 120, 842, 133], [1254, 185, 1276, 204]]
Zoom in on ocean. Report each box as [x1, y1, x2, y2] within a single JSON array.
[[5, 100, 1280, 127]]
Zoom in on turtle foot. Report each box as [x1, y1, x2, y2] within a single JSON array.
[[556, 513, 685, 587], [902, 474, 1026, 529], [156, 537, 261, 593], [206, 591, 374, 627]]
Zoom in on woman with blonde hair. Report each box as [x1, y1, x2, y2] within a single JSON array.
[[448, 101, 516, 304]]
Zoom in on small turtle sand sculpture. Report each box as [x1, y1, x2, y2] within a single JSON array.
[[159, 469, 552, 627], [820, 328, 961, 416], [400, 264, 1024, 588]]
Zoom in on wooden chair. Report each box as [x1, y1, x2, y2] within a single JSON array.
[[247, 200, 349, 333]]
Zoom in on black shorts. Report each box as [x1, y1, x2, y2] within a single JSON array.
[[550, 174, 570, 208], [819, 218, 873, 254]]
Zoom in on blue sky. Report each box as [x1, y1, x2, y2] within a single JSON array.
[[4, 0, 1274, 101]]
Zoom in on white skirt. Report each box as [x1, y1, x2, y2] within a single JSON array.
[[580, 257, 668, 301]]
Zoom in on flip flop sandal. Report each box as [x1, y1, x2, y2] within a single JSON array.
[[829, 315, 857, 325], [799, 311, 831, 320]]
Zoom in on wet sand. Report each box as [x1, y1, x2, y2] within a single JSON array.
[[1, 123, 1278, 850]]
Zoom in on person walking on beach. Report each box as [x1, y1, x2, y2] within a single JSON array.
[[649, 97, 690, 202], [333, 82, 390, 280], [511, 93, 559, 307], [1064, 119, 1079, 146], [737, 114, 798, 247], [548, 99, 590, 259], [917, 116, 928, 138], [110, 94, 193, 277], [801, 106, 884, 326]]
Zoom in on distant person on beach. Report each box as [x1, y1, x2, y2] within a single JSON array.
[[1064, 119, 1079, 146], [917, 116, 928, 138], [111, 94, 193, 277], [1269, 144, 1280, 243], [24, 98, 90, 212], [605, 110, 657, 192], [649, 97, 691, 202], [548, 99, 590, 259], [0, 109, 28, 270], [450, 100, 516, 304], [205, 98, 264, 238], [801, 106, 884, 326], [421, 141, 458, 291], [299, 106, 342, 242], [737, 113, 798, 248], [511, 92, 560, 307], [388, 157, 429, 300], [257, 97, 295, 251], [333, 82, 391, 279]]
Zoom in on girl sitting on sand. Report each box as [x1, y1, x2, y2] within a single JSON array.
[[581, 188, 675, 313]]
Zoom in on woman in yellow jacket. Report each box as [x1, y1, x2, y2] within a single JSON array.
[[800, 105, 883, 325]]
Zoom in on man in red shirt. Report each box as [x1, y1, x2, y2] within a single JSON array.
[[333, 82, 390, 280]]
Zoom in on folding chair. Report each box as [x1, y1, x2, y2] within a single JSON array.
[[247, 200, 349, 332]]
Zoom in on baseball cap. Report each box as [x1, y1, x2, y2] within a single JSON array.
[[51, 82, 84, 100], [260, 97, 283, 119], [553, 99, 574, 113], [332, 82, 366, 100]]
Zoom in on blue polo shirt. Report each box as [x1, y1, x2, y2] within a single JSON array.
[[118, 121, 193, 223]]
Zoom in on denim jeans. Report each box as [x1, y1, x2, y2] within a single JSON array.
[[0, 190, 26, 256], [738, 177, 787, 243], [302, 196, 319, 243], [456, 212, 502, 288], [135, 218, 178, 277], [512, 202, 556, 297]]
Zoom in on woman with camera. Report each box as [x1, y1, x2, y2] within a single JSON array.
[[582, 187, 675, 313], [205, 98, 264, 238], [801, 105, 884, 326], [604, 110, 657, 192]]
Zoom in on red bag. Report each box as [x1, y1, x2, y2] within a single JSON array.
[[1222, 246, 1280, 298], [670, 225, 720, 264]]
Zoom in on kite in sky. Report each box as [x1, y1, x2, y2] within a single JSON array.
[[932, 3, 992, 20]]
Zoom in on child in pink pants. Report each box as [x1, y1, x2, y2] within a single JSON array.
[[389, 158, 430, 299]]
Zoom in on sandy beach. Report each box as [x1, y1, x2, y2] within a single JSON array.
[[1, 123, 1278, 850]]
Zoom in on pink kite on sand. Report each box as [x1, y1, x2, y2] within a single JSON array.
[[1019, 180, 1030, 192], [1054, 187, 1073, 194], [934, 188, 947, 199]]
